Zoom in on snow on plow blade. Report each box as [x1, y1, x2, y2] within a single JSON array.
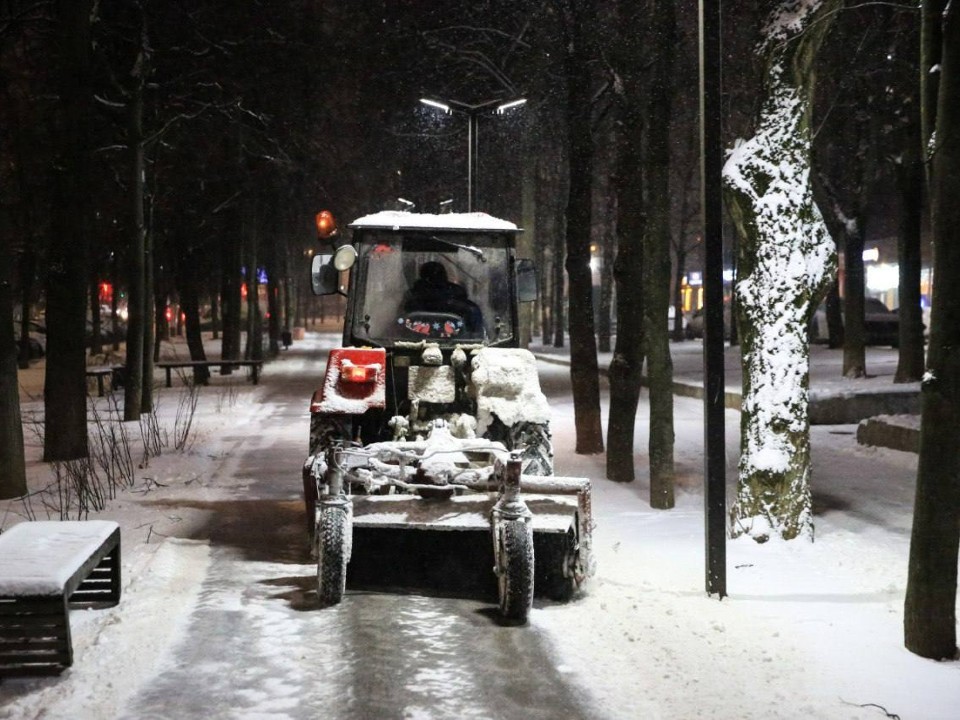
[[343, 477, 592, 602]]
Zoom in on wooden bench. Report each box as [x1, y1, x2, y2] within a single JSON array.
[[0, 521, 121, 676], [155, 359, 264, 387], [85, 365, 125, 397]]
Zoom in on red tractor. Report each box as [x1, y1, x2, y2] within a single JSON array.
[[302, 210, 593, 623]]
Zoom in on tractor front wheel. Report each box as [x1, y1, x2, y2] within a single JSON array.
[[496, 519, 534, 623], [317, 504, 351, 606]]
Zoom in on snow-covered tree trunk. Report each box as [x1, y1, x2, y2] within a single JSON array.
[[722, 0, 839, 542]]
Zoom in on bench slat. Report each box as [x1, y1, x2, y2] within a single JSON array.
[[0, 663, 68, 676], [156, 359, 264, 386], [0, 609, 66, 623], [0, 639, 66, 652]]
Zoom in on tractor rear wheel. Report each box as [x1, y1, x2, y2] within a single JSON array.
[[317, 505, 350, 606], [309, 414, 351, 458], [486, 420, 554, 476], [497, 519, 534, 623]]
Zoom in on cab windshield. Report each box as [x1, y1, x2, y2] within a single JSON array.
[[350, 231, 514, 345]]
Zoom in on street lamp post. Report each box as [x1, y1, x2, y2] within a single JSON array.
[[420, 96, 527, 212], [699, 0, 726, 599]]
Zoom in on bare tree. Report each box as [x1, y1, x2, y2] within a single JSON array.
[[605, 0, 644, 483], [642, 0, 677, 507], [554, 0, 603, 454], [813, 3, 921, 380], [0, 239, 26, 499], [44, 0, 96, 461], [904, 0, 959, 662], [669, 124, 701, 342]]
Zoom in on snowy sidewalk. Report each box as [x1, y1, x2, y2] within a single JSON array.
[[531, 339, 921, 425]]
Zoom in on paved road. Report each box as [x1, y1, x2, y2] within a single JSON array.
[[118, 338, 593, 720]]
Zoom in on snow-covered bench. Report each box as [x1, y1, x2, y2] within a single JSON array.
[[0, 520, 121, 676]]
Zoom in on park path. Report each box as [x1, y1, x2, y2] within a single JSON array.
[[117, 337, 591, 720]]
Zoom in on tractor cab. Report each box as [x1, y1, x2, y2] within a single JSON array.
[[310, 211, 541, 447], [312, 211, 537, 349]]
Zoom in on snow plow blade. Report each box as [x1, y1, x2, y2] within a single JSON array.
[[341, 478, 592, 602]]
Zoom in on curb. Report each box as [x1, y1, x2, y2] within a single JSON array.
[[856, 415, 920, 454]]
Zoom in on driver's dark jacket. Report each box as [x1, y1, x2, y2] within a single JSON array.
[[403, 280, 483, 332]]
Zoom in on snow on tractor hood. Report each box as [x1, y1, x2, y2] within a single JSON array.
[[349, 211, 520, 233], [470, 348, 550, 435]]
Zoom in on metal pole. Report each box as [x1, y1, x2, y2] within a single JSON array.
[[699, 0, 727, 598], [468, 112, 479, 212]]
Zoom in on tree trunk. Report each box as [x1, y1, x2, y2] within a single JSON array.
[[111, 256, 120, 352], [894, 143, 925, 383], [17, 249, 36, 369], [123, 79, 145, 420], [551, 203, 565, 349], [904, 0, 959, 661], [643, 0, 676, 508], [672, 246, 686, 342], [558, 0, 603, 454], [88, 278, 102, 356], [535, 218, 550, 342], [536, 120, 563, 346], [0, 240, 27, 499], [179, 249, 210, 383], [282, 245, 292, 335], [722, 1, 839, 541], [152, 280, 165, 359], [44, 0, 94, 460], [813, 173, 866, 376], [142, 188, 156, 412], [920, 0, 945, 188], [267, 229, 282, 357], [221, 214, 243, 365], [519, 120, 538, 349], [728, 236, 739, 347], [842, 224, 867, 377], [825, 277, 844, 348], [244, 202, 263, 361], [597, 188, 615, 354], [605, 0, 644, 483], [211, 288, 220, 340]]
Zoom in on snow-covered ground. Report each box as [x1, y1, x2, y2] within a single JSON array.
[[1, 331, 957, 719]]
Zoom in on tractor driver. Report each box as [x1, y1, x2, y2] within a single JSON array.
[[403, 261, 484, 334]]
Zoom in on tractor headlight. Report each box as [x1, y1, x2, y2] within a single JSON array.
[[333, 245, 357, 271]]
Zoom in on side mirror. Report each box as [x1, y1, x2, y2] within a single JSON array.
[[516, 258, 539, 302], [311, 255, 339, 296]]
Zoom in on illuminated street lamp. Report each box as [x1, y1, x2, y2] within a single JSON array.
[[419, 96, 527, 212]]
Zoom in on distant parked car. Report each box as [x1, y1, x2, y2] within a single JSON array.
[[684, 306, 731, 340], [667, 306, 688, 334], [15, 324, 45, 359], [808, 298, 901, 347], [685, 309, 703, 339], [808, 304, 829, 344], [864, 298, 900, 346], [86, 318, 127, 347]]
